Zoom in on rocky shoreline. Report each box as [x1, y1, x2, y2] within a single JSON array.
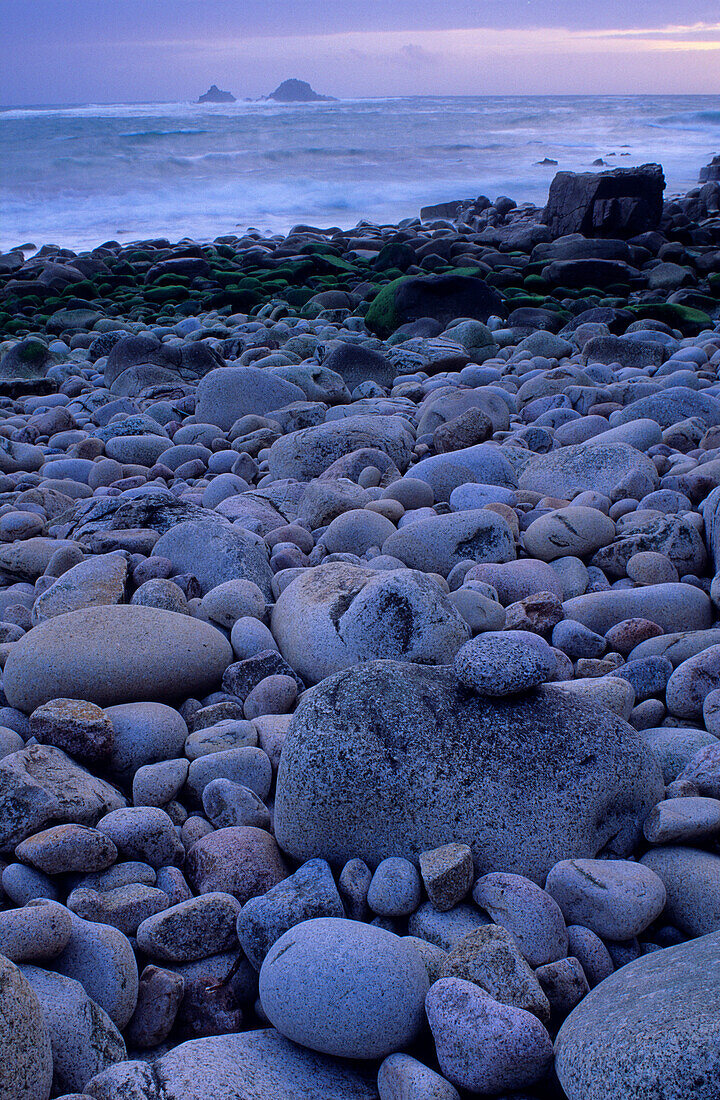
[[0, 160, 719, 1098]]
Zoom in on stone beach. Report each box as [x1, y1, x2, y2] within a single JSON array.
[[0, 160, 720, 1097]]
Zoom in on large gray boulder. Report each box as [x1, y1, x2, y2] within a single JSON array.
[[19, 965, 125, 1095], [83, 1028, 377, 1099], [3, 605, 233, 712], [267, 415, 414, 481], [543, 165, 665, 238], [153, 518, 273, 598], [381, 510, 516, 576], [271, 562, 470, 685], [0, 954, 53, 1100], [196, 366, 305, 430], [274, 661, 663, 881], [563, 583, 712, 635], [519, 441, 658, 498], [555, 931, 720, 1100]]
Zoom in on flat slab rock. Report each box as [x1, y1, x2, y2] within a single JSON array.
[[274, 660, 663, 882], [555, 930, 720, 1100], [83, 1028, 378, 1099]]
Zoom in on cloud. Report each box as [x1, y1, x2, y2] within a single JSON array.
[[398, 43, 439, 67]]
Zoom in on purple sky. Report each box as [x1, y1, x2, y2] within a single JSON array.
[[1, 1, 719, 103]]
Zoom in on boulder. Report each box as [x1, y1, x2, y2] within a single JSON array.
[[365, 274, 504, 339], [555, 931, 720, 1100], [3, 606, 233, 712], [0, 954, 53, 1100], [153, 519, 273, 598], [519, 441, 658, 498], [195, 367, 305, 430], [381, 510, 516, 576], [274, 661, 663, 881], [267, 415, 414, 481], [543, 165, 665, 239], [271, 563, 470, 685], [83, 1029, 377, 1099]]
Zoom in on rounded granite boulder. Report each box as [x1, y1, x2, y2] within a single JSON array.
[[3, 605, 233, 712], [555, 931, 720, 1100], [0, 953, 53, 1100], [259, 917, 429, 1059], [274, 661, 663, 882]]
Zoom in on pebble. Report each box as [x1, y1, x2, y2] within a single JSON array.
[[137, 892, 241, 961], [545, 858, 667, 940], [472, 871, 569, 967]]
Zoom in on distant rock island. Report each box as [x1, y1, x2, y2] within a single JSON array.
[[266, 79, 336, 103], [198, 85, 236, 104]]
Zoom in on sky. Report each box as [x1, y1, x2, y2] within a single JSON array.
[[1, 1, 719, 104]]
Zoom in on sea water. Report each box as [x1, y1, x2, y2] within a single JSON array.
[[1, 94, 719, 251]]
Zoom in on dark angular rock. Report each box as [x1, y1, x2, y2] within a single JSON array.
[[543, 165, 665, 239]]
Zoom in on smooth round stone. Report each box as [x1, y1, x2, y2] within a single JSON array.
[[186, 746, 272, 803], [230, 617, 279, 660], [678, 741, 720, 797], [243, 674, 297, 719], [132, 758, 189, 807], [551, 620, 606, 659], [96, 807, 184, 870], [53, 909, 139, 1029], [426, 977, 553, 1095], [105, 701, 188, 781], [184, 719, 257, 761], [367, 858, 422, 917], [449, 482, 516, 510], [448, 588, 506, 632], [643, 797, 720, 844], [0, 900, 72, 962], [259, 917, 429, 1060], [566, 925, 614, 988], [321, 509, 397, 556], [202, 779, 271, 830], [131, 579, 188, 615], [199, 579, 265, 628], [472, 872, 568, 968], [2, 863, 59, 906], [454, 631, 556, 696], [643, 727, 716, 784], [381, 478, 435, 510], [523, 506, 616, 562], [640, 847, 720, 937], [545, 858, 666, 941], [467, 559, 564, 603], [29, 698, 114, 765], [555, 931, 720, 1100], [666, 644, 720, 718], [377, 1053, 460, 1100], [15, 824, 118, 875], [0, 954, 53, 1100], [626, 551, 679, 585], [84, 1029, 377, 1100], [185, 826, 288, 903], [3, 605, 233, 711], [563, 583, 712, 636]]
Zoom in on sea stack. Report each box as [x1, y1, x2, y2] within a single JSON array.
[[266, 78, 336, 102], [198, 84, 236, 103]]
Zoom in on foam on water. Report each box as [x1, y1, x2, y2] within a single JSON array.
[[1, 94, 718, 251]]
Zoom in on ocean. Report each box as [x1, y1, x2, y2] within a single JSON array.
[[1, 94, 719, 252]]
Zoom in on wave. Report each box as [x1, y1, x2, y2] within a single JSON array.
[[120, 128, 210, 138], [652, 110, 720, 129]]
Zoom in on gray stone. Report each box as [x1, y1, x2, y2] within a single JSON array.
[[96, 807, 184, 869], [472, 872, 568, 967], [523, 507, 615, 561], [16, 824, 118, 875], [440, 924, 551, 1022], [409, 445, 517, 502], [453, 630, 556, 696], [153, 519, 273, 598], [367, 857, 422, 917], [0, 954, 53, 1100], [53, 909, 139, 1029], [0, 900, 72, 962], [136, 892, 241, 962], [31, 554, 128, 625], [259, 917, 429, 1059], [20, 965, 125, 1095], [667, 645, 720, 719], [408, 902, 489, 951], [419, 844, 474, 912], [202, 778, 270, 830], [237, 858, 345, 969], [186, 746, 272, 803], [545, 858, 667, 940], [83, 1029, 377, 1100], [643, 797, 720, 844], [0, 744, 126, 849], [640, 847, 720, 937], [196, 366, 305, 430], [555, 931, 720, 1100], [268, 415, 414, 481], [426, 977, 553, 1095], [105, 702, 188, 782], [274, 662, 662, 882], [382, 510, 515, 576], [271, 562, 469, 685], [3, 606, 233, 711], [563, 583, 712, 635], [519, 441, 658, 498], [377, 1053, 460, 1100]]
